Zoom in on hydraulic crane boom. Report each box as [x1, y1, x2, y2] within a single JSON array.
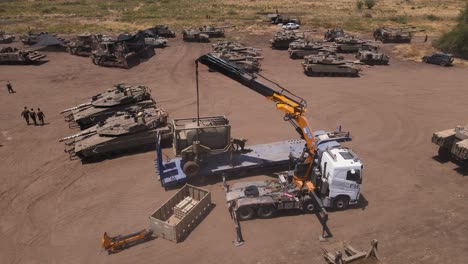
[[196, 54, 317, 192]]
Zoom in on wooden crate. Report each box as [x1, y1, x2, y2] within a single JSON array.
[[149, 184, 211, 242]]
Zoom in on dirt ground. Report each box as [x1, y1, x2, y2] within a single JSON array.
[[1, 32, 467, 264]]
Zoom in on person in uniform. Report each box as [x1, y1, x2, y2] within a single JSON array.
[[29, 108, 37, 125], [21, 107, 30, 125], [6, 81, 15, 94], [37, 108, 45, 126]]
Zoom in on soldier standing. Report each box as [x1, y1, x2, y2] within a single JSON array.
[[37, 108, 45, 126], [21, 107, 30, 125], [6, 81, 15, 94], [29, 108, 37, 126]]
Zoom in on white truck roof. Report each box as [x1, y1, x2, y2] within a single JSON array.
[[323, 147, 362, 169]]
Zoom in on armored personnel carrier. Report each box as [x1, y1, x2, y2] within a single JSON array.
[[61, 107, 172, 160], [67, 33, 97, 56], [152, 24, 176, 38], [199, 25, 225, 38], [324, 28, 346, 41], [0, 31, 15, 44], [0, 47, 46, 65], [373, 26, 413, 43], [270, 31, 303, 50], [302, 54, 360, 77], [182, 29, 210, 42], [432, 125, 468, 164], [62, 84, 152, 129], [355, 44, 389, 65], [334, 36, 366, 53], [288, 40, 327, 59]]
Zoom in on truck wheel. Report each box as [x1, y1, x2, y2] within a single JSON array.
[[333, 196, 350, 210], [440, 61, 447, 67], [257, 206, 276, 218], [183, 161, 200, 178], [302, 200, 317, 214], [237, 206, 255, 221], [438, 147, 451, 161]]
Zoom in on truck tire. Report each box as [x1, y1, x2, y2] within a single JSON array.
[[438, 147, 451, 161], [333, 196, 350, 210], [302, 200, 317, 214], [237, 206, 255, 221], [183, 161, 200, 178], [257, 206, 276, 218]]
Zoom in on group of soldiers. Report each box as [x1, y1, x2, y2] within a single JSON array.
[[21, 106, 45, 126]]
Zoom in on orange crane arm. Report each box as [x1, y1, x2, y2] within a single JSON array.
[[196, 54, 317, 192]]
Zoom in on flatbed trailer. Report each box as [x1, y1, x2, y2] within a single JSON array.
[[155, 130, 351, 187]]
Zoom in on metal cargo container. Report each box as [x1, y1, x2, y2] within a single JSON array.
[[149, 185, 211, 242]]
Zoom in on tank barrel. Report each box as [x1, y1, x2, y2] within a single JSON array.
[[59, 130, 95, 142], [60, 102, 92, 113]]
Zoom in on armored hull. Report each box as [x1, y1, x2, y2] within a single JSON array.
[[62, 84, 152, 129], [0, 31, 15, 44], [183, 29, 210, 42], [63, 107, 172, 160], [303, 63, 359, 77], [0, 47, 46, 65], [356, 50, 389, 65], [432, 125, 468, 163], [199, 26, 225, 38]]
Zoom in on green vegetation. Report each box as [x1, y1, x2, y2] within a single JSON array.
[[0, 0, 464, 34], [434, 2, 468, 59], [364, 0, 376, 10]]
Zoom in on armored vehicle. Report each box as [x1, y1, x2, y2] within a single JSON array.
[[0, 47, 46, 65], [324, 28, 345, 41], [334, 36, 366, 53], [91, 40, 154, 69], [355, 44, 389, 65], [302, 54, 360, 77], [182, 29, 209, 42], [432, 125, 468, 163], [61, 107, 172, 160], [270, 31, 303, 50], [422, 53, 454, 66], [373, 26, 413, 43], [267, 12, 301, 25], [211, 51, 262, 72], [212, 41, 261, 56], [199, 25, 225, 38], [67, 33, 97, 56], [0, 31, 15, 44], [172, 116, 232, 177], [288, 40, 326, 59], [152, 24, 176, 38], [144, 37, 167, 48], [61, 84, 152, 129], [20, 32, 49, 45]]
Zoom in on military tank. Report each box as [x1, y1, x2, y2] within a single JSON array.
[[211, 51, 262, 72], [67, 33, 97, 56], [373, 26, 413, 43], [0, 47, 46, 65], [0, 31, 15, 44], [355, 44, 389, 65], [324, 28, 346, 41], [152, 24, 176, 38], [212, 41, 261, 56], [302, 54, 360, 77], [270, 31, 303, 50], [61, 84, 152, 129], [334, 36, 366, 53], [288, 40, 328, 59], [20, 31, 49, 45], [432, 125, 468, 164], [61, 107, 172, 160], [199, 25, 225, 38], [182, 29, 210, 42]]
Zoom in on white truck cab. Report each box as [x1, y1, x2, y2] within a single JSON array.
[[316, 145, 363, 210]]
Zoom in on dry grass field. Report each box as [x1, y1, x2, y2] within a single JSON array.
[[0, 0, 465, 34]]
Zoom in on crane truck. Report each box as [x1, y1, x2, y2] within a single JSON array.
[[196, 54, 363, 218]]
